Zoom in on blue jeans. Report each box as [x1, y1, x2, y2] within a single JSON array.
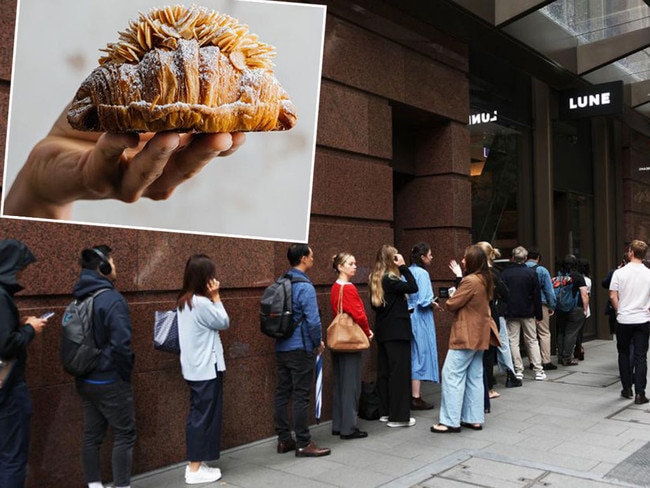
[[439, 349, 484, 427], [496, 317, 514, 373]]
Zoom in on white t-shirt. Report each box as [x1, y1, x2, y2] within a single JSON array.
[[610, 262, 650, 324]]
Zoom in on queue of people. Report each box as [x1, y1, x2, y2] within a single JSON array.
[[2, 237, 645, 488]]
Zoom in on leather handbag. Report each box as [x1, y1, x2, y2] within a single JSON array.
[[327, 285, 370, 352], [153, 310, 180, 354]]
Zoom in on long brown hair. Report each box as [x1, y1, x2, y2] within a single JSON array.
[[369, 245, 400, 307], [463, 245, 493, 299], [177, 254, 217, 311]]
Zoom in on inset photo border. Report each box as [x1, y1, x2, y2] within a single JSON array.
[[3, 0, 326, 242]]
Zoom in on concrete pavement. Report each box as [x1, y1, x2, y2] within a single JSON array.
[[130, 339, 650, 487]]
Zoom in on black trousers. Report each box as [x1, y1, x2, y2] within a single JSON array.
[[274, 350, 315, 447], [76, 379, 136, 487], [377, 340, 411, 422], [186, 371, 223, 461], [616, 321, 650, 395], [0, 381, 31, 488]]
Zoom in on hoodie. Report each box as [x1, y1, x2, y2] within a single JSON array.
[[72, 268, 134, 383], [0, 239, 36, 391]]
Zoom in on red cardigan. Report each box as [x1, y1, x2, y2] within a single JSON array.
[[330, 281, 372, 337]]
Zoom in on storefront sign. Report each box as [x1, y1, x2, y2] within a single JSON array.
[[469, 110, 497, 125], [559, 81, 623, 120]]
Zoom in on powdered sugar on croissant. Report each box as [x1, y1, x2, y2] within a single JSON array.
[[67, 5, 297, 133]]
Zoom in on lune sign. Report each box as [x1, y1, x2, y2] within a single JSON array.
[[559, 81, 623, 120]]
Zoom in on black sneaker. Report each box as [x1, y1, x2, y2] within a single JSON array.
[[543, 363, 558, 370]]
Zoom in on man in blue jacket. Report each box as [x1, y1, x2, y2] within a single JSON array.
[[274, 244, 330, 457], [72, 246, 135, 488], [526, 248, 558, 370], [0, 239, 49, 488]]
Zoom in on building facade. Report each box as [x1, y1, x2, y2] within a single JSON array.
[[1, 1, 649, 486]]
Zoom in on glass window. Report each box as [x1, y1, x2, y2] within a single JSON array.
[[470, 122, 522, 250]]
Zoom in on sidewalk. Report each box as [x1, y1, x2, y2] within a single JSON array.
[[132, 339, 650, 487]]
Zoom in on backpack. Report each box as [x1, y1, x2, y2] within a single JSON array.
[[60, 289, 110, 376], [552, 273, 578, 312], [260, 273, 309, 339]]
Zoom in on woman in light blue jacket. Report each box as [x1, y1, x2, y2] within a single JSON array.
[[177, 254, 230, 485]]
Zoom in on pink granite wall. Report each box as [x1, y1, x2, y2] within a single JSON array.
[[0, 2, 470, 486]]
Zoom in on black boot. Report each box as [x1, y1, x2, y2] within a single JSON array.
[[505, 369, 522, 388]]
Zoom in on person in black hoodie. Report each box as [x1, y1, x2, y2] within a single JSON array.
[[72, 245, 135, 488], [0, 239, 49, 488]]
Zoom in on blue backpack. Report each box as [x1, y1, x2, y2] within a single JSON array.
[[552, 273, 578, 312]]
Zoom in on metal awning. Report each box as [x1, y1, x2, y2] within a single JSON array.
[[452, 0, 650, 118]]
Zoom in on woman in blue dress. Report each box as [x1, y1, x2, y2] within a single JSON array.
[[408, 243, 440, 410]]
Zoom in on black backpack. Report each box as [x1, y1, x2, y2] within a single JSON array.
[[260, 273, 309, 339], [60, 289, 110, 376]]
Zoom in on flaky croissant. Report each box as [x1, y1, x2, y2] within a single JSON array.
[[67, 5, 297, 133]]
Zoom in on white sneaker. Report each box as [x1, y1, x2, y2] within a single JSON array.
[[387, 417, 416, 428], [535, 371, 547, 381], [185, 464, 222, 484], [379, 415, 389, 422], [515, 372, 524, 380]]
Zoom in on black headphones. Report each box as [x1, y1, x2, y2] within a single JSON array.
[[90, 248, 112, 275]]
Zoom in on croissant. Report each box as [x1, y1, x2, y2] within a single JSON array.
[[67, 5, 297, 133]]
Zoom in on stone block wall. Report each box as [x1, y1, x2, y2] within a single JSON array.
[[0, 2, 470, 486]]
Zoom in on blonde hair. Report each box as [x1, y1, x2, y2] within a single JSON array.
[[369, 245, 400, 307], [476, 241, 500, 264]]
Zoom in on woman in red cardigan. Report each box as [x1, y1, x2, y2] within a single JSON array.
[[330, 252, 374, 440]]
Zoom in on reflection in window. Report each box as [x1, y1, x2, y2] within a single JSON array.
[[470, 124, 521, 251]]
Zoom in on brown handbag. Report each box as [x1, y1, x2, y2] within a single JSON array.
[[327, 285, 370, 352]]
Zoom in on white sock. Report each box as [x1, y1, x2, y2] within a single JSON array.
[[88, 483, 103, 488]]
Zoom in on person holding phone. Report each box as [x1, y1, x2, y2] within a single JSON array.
[[177, 254, 230, 484], [0, 239, 48, 488], [369, 245, 418, 428], [407, 243, 440, 411]]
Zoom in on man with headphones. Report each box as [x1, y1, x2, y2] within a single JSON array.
[[72, 245, 136, 488]]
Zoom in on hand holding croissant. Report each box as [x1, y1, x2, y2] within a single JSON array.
[[4, 108, 246, 219]]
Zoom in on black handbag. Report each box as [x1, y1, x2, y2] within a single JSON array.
[[358, 380, 380, 420]]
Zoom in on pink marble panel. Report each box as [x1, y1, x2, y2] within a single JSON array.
[[415, 122, 470, 176], [395, 175, 472, 229], [322, 17, 469, 123], [0, 84, 7, 180], [134, 232, 274, 290], [316, 80, 392, 158], [312, 149, 392, 221], [0, 0, 16, 81], [305, 220, 394, 286]]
